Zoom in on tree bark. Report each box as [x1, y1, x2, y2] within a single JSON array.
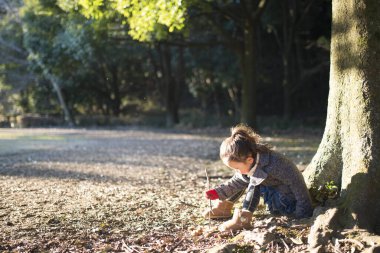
[[303, 0, 380, 232]]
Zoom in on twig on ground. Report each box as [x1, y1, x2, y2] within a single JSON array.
[[121, 240, 141, 253], [280, 238, 290, 251], [198, 176, 231, 179], [179, 200, 199, 208], [169, 237, 185, 252], [204, 168, 212, 228]]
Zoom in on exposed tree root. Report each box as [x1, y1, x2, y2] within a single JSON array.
[[308, 206, 380, 253]]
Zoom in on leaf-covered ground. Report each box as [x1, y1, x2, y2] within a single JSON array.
[[0, 127, 341, 252]]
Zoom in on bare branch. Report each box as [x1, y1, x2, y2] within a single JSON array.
[[296, 0, 317, 27], [202, 1, 243, 25], [0, 53, 28, 66], [252, 0, 270, 21], [0, 36, 26, 55], [290, 61, 330, 94]]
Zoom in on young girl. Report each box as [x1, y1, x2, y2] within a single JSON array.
[[203, 124, 313, 232]]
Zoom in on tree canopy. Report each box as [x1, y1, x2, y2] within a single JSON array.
[[0, 0, 331, 127], [57, 0, 187, 41]]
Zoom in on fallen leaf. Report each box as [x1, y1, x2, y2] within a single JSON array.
[[290, 237, 303, 245]]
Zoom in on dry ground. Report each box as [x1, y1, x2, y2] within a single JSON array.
[[0, 127, 323, 252]]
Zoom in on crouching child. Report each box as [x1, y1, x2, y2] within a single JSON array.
[[203, 124, 313, 232]]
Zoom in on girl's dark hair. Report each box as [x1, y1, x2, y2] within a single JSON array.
[[220, 124, 271, 162]]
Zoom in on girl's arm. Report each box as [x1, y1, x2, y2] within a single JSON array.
[[214, 173, 250, 200]]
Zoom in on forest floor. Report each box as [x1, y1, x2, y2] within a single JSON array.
[[0, 127, 375, 252]]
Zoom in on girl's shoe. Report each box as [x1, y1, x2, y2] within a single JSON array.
[[202, 200, 234, 219], [218, 208, 253, 232]]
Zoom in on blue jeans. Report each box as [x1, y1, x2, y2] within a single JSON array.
[[228, 185, 296, 215], [261, 186, 296, 215]]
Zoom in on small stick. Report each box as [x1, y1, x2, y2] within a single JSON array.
[[280, 238, 290, 252], [204, 168, 212, 228], [121, 240, 141, 253], [169, 237, 185, 252], [179, 200, 199, 208]]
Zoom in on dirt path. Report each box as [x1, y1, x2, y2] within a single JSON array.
[[0, 127, 321, 252]]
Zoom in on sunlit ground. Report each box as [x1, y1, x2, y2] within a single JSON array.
[[0, 127, 322, 252]]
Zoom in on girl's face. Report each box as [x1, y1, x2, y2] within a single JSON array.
[[222, 156, 254, 175]]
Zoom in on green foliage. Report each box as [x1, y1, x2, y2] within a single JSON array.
[[310, 180, 339, 204], [0, 1, 31, 116], [57, 0, 187, 41], [115, 0, 186, 41], [0, 0, 332, 126], [18, 0, 153, 117]]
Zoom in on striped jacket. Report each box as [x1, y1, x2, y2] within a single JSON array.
[[214, 150, 313, 218]]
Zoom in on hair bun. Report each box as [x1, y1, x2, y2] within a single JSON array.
[[231, 124, 252, 138], [221, 124, 271, 161]]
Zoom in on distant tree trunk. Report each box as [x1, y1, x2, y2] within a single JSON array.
[[148, 46, 164, 105], [241, 17, 258, 128], [281, 0, 296, 121], [227, 86, 240, 122], [270, 0, 319, 120], [31, 54, 73, 126], [47, 74, 73, 126], [205, 0, 269, 128], [110, 65, 121, 117], [303, 0, 380, 232], [175, 43, 185, 118], [282, 51, 294, 121], [160, 43, 179, 127]]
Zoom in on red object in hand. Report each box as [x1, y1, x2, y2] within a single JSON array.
[[205, 189, 219, 200]]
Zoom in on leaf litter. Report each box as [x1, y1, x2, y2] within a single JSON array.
[[0, 127, 372, 252]]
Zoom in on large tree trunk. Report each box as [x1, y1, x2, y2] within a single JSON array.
[[303, 0, 380, 232]]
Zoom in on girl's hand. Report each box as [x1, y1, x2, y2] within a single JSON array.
[[205, 189, 219, 200]]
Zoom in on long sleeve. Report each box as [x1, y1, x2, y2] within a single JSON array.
[[214, 173, 250, 200]]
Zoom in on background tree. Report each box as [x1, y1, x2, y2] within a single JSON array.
[[0, 0, 332, 128], [21, 0, 77, 125], [263, 0, 330, 120], [188, 0, 269, 127], [0, 0, 33, 119], [303, 0, 380, 235], [57, 0, 187, 126], [61, 0, 271, 127]]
